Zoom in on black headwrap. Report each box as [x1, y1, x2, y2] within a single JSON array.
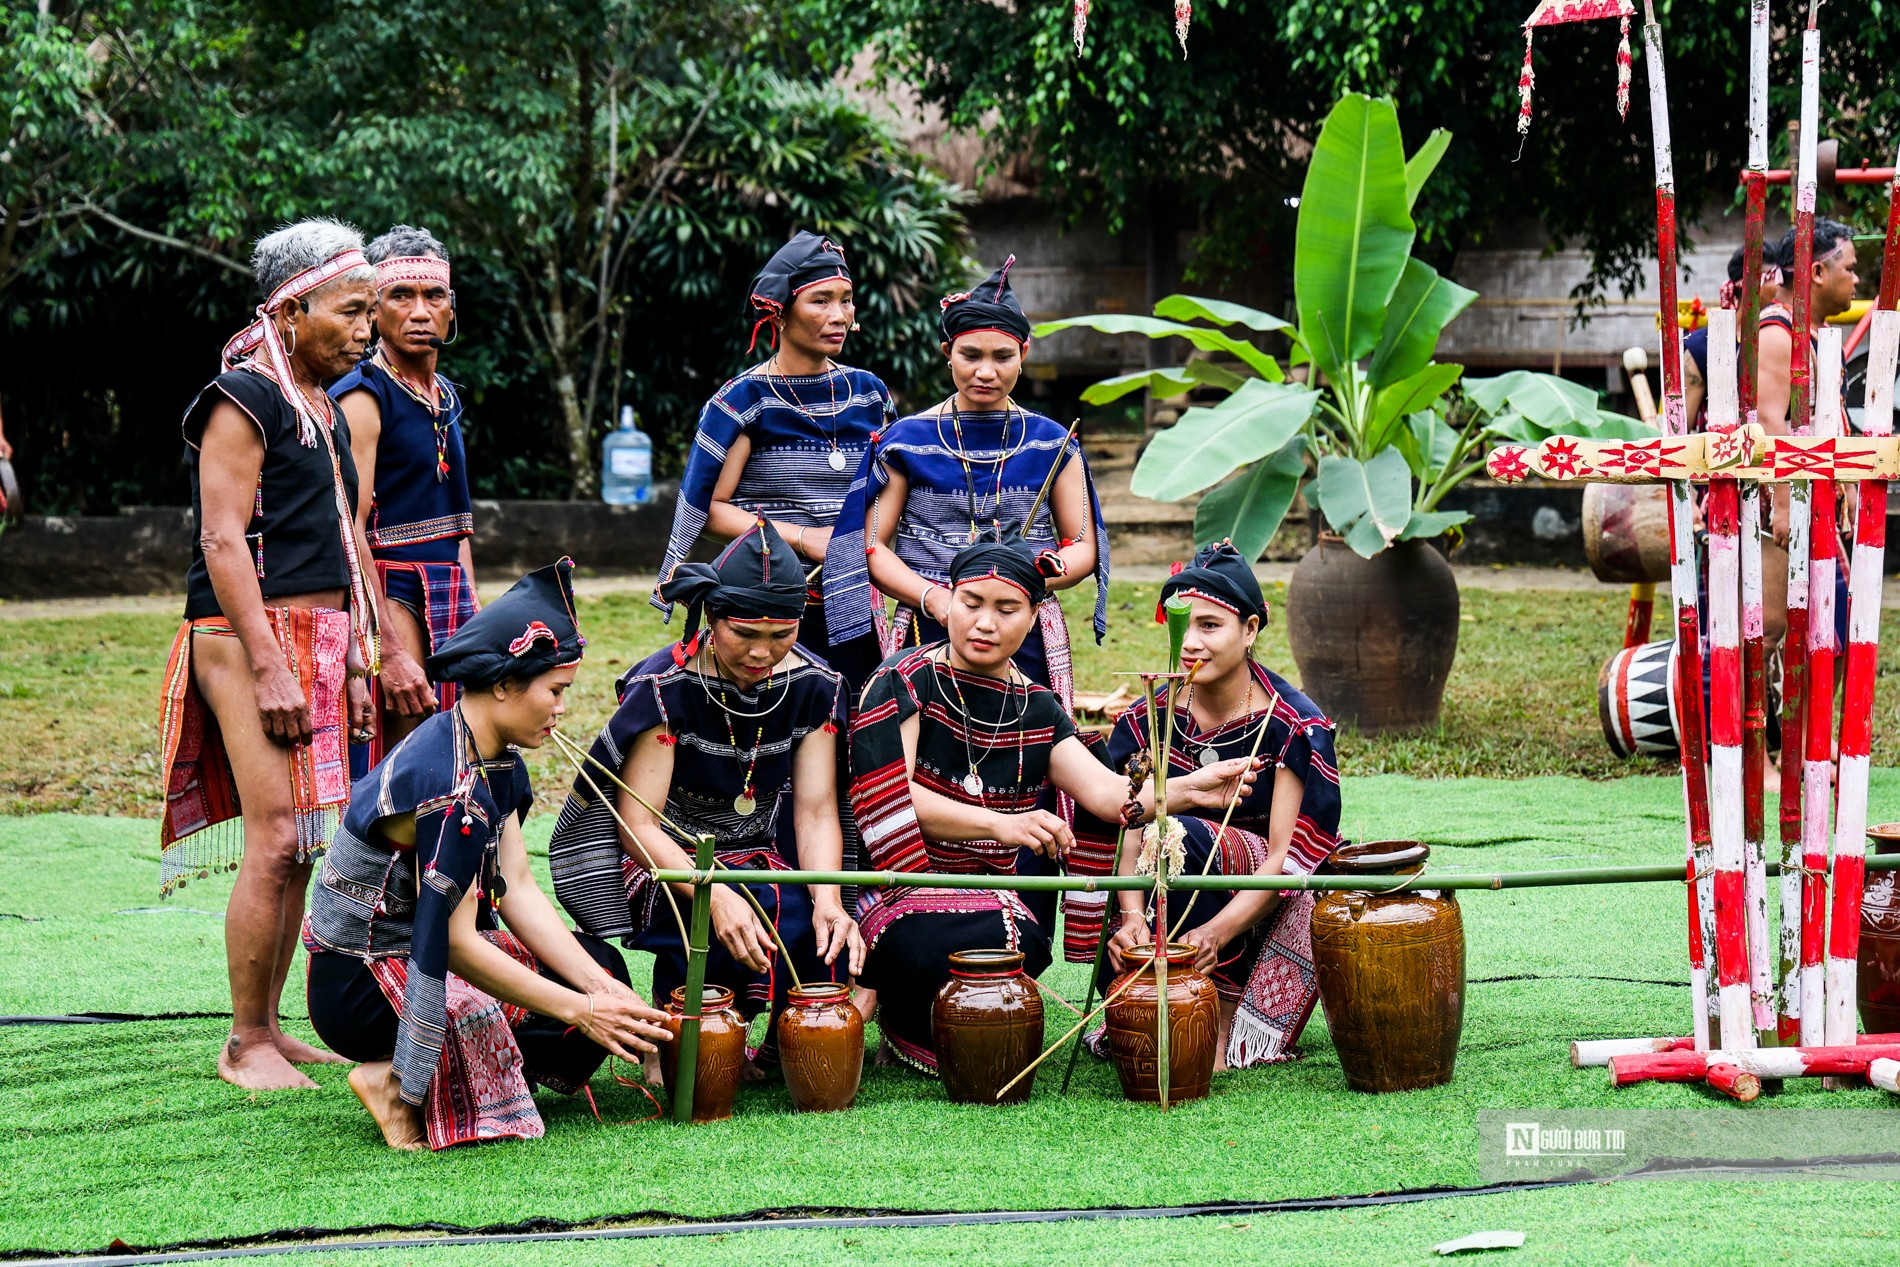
[[939, 254, 1030, 345], [746, 230, 852, 352], [426, 558, 586, 688], [658, 518, 807, 642], [948, 536, 1047, 607], [1158, 540, 1269, 627]]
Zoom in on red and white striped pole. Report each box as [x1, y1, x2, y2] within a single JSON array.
[[1703, 313, 1754, 1051], [1800, 325, 1842, 1046], [1824, 149, 1900, 1048], [1641, 0, 1716, 1050], [1785, 5, 1823, 1047], [1737, 0, 1775, 1043]]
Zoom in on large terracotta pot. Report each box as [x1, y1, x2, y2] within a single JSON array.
[[1311, 841, 1465, 1093], [777, 982, 864, 1113], [932, 949, 1044, 1105], [1104, 942, 1220, 1104], [1286, 537, 1459, 733], [1859, 824, 1900, 1034], [658, 984, 748, 1123]]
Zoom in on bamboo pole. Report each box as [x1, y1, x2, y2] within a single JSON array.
[[1641, 1, 1716, 1053], [1703, 313, 1753, 1051], [1060, 823, 1126, 1095], [1610, 1042, 1900, 1088], [1824, 146, 1900, 1050], [1800, 326, 1843, 1046], [670, 833, 717, 1125], [1738, 0, 1775, 1044], [650, 851, 1900, 894]]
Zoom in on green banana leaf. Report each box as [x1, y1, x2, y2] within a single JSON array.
[[1078, 360, 1251, 405], [1314, 448, 1413, 558], [1193, 437, 1308, 562], [1029, 313, 1282, 379], [1152, 294, 1291, 332], [1130, 379, 1319, 502], [1293, 94, 1415, 384], [1367, 259, 1476, 389], [1365, 362, 1463, 453], [1404, 129, 1452, 209]]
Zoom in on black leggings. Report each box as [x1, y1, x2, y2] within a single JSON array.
[[306, 931, 632, 1093]]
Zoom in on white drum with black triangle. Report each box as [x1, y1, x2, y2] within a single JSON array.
[[1598, 637, 1680, 759]]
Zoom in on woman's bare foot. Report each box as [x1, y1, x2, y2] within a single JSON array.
[[741, 1058, 769, 1082], [272, 1029, 348, 1065], [218, 1032, 318, 1091], [348, 1062, 427, 1150], [851, 986, 878, 1025], [643, 1049, 664, 1087]]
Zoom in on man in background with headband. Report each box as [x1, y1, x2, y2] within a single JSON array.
[[333, 226, 479, 772]]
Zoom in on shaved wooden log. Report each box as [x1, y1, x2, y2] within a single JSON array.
[[1705, 1062, 1762, 1102], [1870, 1058, 1900, 1094], [1573, 1031, 1900, 1068], [1609, 1043, 1900, 1088]]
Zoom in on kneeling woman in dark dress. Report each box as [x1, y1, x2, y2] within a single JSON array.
[[1095, 542, 1343, 1071], [850, 537, 1260, 1073], [548, 520, 865, 1074], [304, 560, 670, 1150]]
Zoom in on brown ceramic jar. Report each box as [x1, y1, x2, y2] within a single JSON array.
[[1858, 824, 1900, 1034], [1311, 841, 1465, 1093], [1104, 942, 1220, 1104], [777, 982, 865, 1113], [658, 984, 748, 1123], [931, 949, 1044, 1105]]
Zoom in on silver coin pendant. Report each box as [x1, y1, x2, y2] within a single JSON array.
[[961, 770, 984, 797], [1198, 746, 1221, 768], [733, 795, 757, 817], [828, 449, 848, 472]]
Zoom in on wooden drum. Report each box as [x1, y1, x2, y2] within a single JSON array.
[[1583, 483, 1672, 584]]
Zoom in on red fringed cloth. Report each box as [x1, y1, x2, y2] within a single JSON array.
[[1517, 0, 1635, 140], [365, 930, 546, 1150], [158, 606, 351, 894]]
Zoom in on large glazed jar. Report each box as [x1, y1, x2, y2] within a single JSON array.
[[659, 984, 748, 1123], [777, 982, 865, 1113], [1859, 824, 1900, 1034], [932, 949, 1044, 1105], [1311, 841, 1465, 1093], [1104, 942, 1220, 1104]]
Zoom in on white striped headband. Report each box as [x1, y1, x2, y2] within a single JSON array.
[[221, 247, 371, 369], [375, 255, 452, 291]]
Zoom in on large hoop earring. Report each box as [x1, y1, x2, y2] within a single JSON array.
[[442, 292, 461, 346], [283, 321, 298, 356]]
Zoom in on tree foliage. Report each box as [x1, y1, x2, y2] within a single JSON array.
[[2, 0, 968, 509], [866, 0, 1900, 297]]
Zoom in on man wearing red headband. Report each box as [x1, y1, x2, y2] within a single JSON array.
[[332, 226, 479, 771]]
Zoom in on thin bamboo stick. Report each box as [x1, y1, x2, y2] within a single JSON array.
[[1824, 148, 1900, 1049], [1704, 313, 1752, 1051], [671, 833, 717, 1125], [1060, 823, 1126, 1094], [1800, 326, 1842, 1046], [1641, 2, 1715, 1052], [547, 728, 691, 952], [1738, 0, 1775, 1044]]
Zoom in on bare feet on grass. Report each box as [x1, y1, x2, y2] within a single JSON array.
[[218, 1032, 318, 1091], [272, 1028, 348, 1065], [349, 1063, 427, 1151]]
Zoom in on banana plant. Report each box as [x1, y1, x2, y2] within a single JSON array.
[[1034, 94, 1639, 560]]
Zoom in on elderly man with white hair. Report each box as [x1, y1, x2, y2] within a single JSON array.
[[157, 217, 384, 1090]]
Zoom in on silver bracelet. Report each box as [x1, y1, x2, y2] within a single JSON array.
[[920, 583, 942, 623]]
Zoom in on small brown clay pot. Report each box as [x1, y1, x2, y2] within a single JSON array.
[[1859, 824, 1900, 1034], [932, 949, 1044, 1105], [777, 982, 865, 1113], [658, 984, 748, 1123], [1104, 942, 1220, 1104], [1311, 841, 1465, 1093]]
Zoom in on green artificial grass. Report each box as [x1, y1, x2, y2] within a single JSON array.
[[244, 1181, 1900, 1267], [7, 774, 1900, 1256]]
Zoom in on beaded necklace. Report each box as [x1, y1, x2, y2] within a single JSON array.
[[694, 642, 789, 816], [932, 651, 1028, 801], [935, 398, 1026, 544], [762, 354, 847, 472], [374, 349, 459, 482]]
